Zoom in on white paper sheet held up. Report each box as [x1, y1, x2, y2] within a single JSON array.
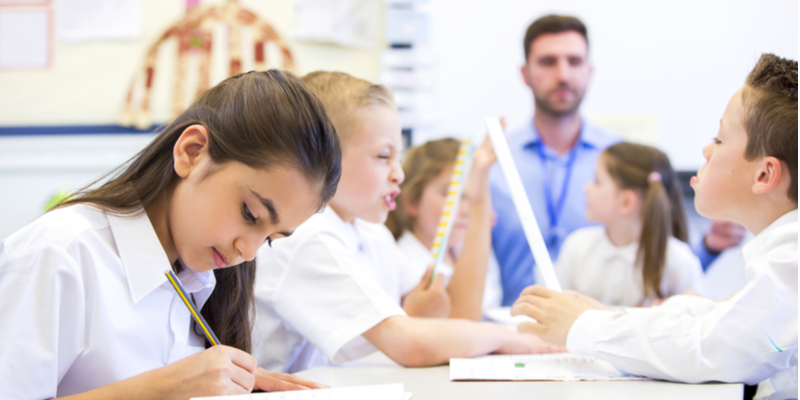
[[450, 354, 650, 381], [485, 118, 561, 291], [190, 383, 410, 400]]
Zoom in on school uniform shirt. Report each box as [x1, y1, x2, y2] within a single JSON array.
[[566, 210, 798, 397], [556, 226, 705, 306], [251, 206, 408, 374], [396, 230, 503, 311], [0, 204, 215, 399]]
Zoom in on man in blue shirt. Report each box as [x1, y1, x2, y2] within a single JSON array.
[[491, 15, 619, 306]]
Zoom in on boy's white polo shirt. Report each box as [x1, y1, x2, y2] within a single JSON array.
[[0, 204, 215, 399], [566, 210, 797, 396], [252, 206, 408, 373]]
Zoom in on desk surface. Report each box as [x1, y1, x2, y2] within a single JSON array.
[[296, 364, 743, 400]]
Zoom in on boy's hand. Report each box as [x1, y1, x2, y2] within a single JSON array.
[[704, 220, 746, 253], [510, 285, 609, 346], [254, 368, 328, 392], [401, 267, 451, 318]]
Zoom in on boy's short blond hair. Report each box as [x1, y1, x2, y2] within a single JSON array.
[[742, 53, 798, 203], [301, 71, 395, 143]]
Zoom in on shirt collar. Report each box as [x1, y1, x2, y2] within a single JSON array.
[[521, 118, 604, 151], [320, 206, 362, 255], [741, 209, 798, 263], [106, 208, 172, 304]]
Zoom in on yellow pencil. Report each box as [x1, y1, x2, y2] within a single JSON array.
[[165, 269, 221, 346]]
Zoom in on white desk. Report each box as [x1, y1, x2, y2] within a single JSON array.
[[296, 364, 743, 400]]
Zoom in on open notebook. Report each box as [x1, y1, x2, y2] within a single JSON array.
[[450, 353, 650, 382], [191, 383, 412, 400]]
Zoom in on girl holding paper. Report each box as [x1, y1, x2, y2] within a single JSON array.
[[386, 137, 503, 320], [555, 142, 704, 306], [0, 71, 339, 399]]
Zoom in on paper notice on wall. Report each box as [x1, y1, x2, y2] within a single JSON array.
[[293, 0, 381, 49], [0, 7, 50, 69], [56, 0, 141, 42]]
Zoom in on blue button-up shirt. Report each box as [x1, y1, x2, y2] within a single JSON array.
[[490, 119, 621, 305]]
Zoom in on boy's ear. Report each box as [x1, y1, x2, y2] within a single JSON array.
[[174, 124, 210, 178], [752, 156, 784, 196]]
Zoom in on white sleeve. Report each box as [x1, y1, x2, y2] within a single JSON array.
[[0, 243, 85, 399], [566, 253, 797, 385], [272, 233, 406, 364]]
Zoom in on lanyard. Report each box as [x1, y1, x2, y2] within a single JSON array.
[[535, 141, 579, 241]]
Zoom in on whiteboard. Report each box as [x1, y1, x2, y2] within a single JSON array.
[[425, 0, 798, 170]]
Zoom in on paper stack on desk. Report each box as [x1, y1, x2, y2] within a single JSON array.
[[450, 353, 650, 381], [191, 383, 411, 399]]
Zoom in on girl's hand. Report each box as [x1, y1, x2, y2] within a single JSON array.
[[464, 116, 504, 204], [401, 267, 451, 318], [511, 285, 609, 346], [159, 345, 257, 398], [254, 368, 329, 392]]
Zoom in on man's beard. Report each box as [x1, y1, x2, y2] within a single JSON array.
[[534, 85, 584, 118]]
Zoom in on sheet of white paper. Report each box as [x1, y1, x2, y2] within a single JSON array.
[[450, 354, 650, 381], [0, 7, 49, 69], [485, 118, 561, 291], [56, 0, 141, 42], [190, 383, 406, 400]]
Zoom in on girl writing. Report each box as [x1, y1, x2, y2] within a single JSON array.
[[0, 70, 341, 399]]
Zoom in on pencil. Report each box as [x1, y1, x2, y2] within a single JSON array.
[[165, 269, 221, 346]]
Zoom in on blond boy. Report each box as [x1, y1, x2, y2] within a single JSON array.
[[250, 71, 558, 373], [512, 54, 798, 398]]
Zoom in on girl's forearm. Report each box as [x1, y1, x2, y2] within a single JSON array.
[[448, 195, 492, 320]]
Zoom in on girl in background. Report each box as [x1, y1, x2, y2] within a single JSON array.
[[0, 70, 340, 399], [556, 142, 703, 306], [386, 137, 503, 320]]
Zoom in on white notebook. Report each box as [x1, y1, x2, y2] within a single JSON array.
[[450, 354, 650, 381], [191, 383, 410, 400]]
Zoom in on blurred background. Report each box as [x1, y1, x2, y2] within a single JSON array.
[[0, 0, 797, 241]]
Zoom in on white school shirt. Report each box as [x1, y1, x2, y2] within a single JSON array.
[[567, 210, 798, 397], [556, 226, 704, 306], [0, 204, 215, 399], [396, 230, 503, 311], [251, 206, 407, 373]]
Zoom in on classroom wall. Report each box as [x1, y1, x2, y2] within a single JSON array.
[[0, 0, 386, 240]]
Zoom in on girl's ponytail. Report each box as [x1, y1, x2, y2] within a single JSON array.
[[603, 143, 687, 302], [639, 172, 672, 300]]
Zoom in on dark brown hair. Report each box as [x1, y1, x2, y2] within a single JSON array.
[[386, 138, 460, 239], [602, 142, 688, 300], [56, 70, 341, 352], [524, 14, 588, 61], [742, 53, 798, 203]]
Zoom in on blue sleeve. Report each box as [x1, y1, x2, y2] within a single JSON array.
[[692, 237, 720, 273]]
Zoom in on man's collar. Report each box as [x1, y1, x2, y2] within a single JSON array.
[[521, 118, 605, 151]]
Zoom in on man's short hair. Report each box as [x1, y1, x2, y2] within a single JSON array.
[[742, 53, 798, 203], [301, 71, 395, 144], [523, 14, 588, 61]]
